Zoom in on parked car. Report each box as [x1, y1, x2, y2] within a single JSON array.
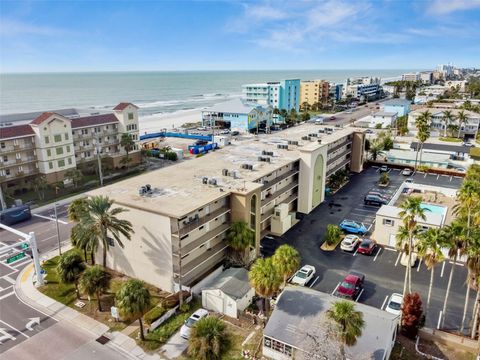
[[405, 177, 414, 183], [364, 194, 388, 206], [180, 308, 209, 339], [379, 165, 389, 173], [335, 271, 365, 300], [367, 190, 389, 200], [340, 235, 361, 252], [357, 238, 377, 255], [385, 293, 403, 315], [402, 168, 413, 176], [463, 142, 474, 147], [339, 220, 367, 235], [365, 129, 373, 134], [315, 118, 324, 125], [330, 116, 336, 120], [400, 252, 418, 267], [291, 265, 316, 286]]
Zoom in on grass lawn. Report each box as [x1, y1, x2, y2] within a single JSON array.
[[439, 137, 462, 142], [39, 250, 163, 332]]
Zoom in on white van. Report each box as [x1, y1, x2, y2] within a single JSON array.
[[315, 117, 324, 125]]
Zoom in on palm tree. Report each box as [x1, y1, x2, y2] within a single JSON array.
[[71, 222, 98, 265], [398, 197, 428, 295], [248, 257, 282, 315], [455, 181, 480, 332], [120, 133, 135, 168], [32, 175, 48, 200], [327, 300, 365, 358], [272, 244, 301, 286], [441, 222, 466, 327], [116, 279, 151, 341], [466, 232, 480, 338], [57, 250, 86, 299], [417, 228, 445, 315], [226, 221, 254, 266], [396, 224, 419, 298], [78, 196, 133, 267], [67, 198, 88, 222], [187, 316, 228, 360], [80, 265, 110, 311], [414, 111, 431, 170], [368, 139, 385, 161], [456, 110, 469, 139], [441, 110, 455, 138], [64, 168, 84, 189]]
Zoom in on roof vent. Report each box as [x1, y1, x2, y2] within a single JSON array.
[[208, 178, 218, 186], [202, 177, 208, 184], [277, 144, 288, 150], [288, 140, 299, 146], [138, 184, 153, 196], [301, 136, 309, 140]]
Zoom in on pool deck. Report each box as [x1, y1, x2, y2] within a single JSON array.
[[395, 191, 456, 225]]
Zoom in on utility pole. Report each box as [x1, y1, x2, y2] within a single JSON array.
[[53, 202, 61, 255]]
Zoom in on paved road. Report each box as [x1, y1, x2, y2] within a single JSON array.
[[0, 203, 73, 353], [262, 167, 472, 333]]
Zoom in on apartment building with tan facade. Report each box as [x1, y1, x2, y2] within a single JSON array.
[[88, 124, 365, 293], [0, 102, 140, 192], [300, 80, 330, 108]]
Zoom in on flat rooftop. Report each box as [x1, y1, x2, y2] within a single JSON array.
[[89, 124, 362, 218]]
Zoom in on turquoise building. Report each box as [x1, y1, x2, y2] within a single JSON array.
[[242, 79, 300, 112]]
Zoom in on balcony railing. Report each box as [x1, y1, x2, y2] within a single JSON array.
[[260, 168, 299, 190], [173, 241, 228, 277], [326, 158, 350, 178], [175, 206, 231, 237], [0, 143, 34, 154], [172, 222, 230, 255], [327, 149, 351, 166], [261, 182, 299, 207]]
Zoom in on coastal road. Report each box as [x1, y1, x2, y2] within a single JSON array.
[[325, 98, 388, 126], [0, 203, 73, 353]]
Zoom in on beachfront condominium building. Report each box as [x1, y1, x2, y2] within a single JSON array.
[[242, 79, 300, 112], [0, 103, 140, 193], [407, 108, 480, 139], [88, 124, 365, 293], [300, 80, 330, 109], [420, 71, 433, 84], [402, 73, 420, 82], [201, 98, 272, 133], [343, 77, 381, 100]]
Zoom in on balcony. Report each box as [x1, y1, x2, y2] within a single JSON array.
[[326, 158, 350, 177], [176, 206, 231, 237], [172, 223, 230, 255], [327, 139, 351, 154], [0, 143, 34, 154], [3, 168, 38, 180], [327, 149, 351, 166], [173, 241, 228, 277], [261, 182, 299, 207], [260, 168, 299, 190]]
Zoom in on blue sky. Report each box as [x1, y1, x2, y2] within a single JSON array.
[[1, 0, 479, 72]]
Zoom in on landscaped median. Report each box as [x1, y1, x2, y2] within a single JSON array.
[[320, 224, 343, 251]]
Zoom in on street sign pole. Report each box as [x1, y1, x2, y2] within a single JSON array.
[[29, 232, 44, 286], [54, 203, 61, 255]]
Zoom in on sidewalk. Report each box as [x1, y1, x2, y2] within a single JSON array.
[[15, 247, 164, 360]]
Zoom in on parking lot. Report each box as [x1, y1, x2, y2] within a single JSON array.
[[262, 166, 472, 332]]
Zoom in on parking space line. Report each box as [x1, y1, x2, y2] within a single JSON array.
[[353, 248, 359, 257], [0, 319, 30, 339], [384, 247, 397, 252], [437, 174, 440, 180], [352, 208, 377, 213], [417, 259, 422, 272], [424, 173, 427, 178], [0, 290, 15, 300], [2, 275, 16, 285], [449, 261, 465, 267], [33, 213, 69, 225], [440, 261, 446, 277], [449, 176, 453, 182], [356, 288, 364, 302], [381, 295, 388, 310], [374, 247, 382, 261], [332, 283, 340, 295], [395, 252, 402, 266], [310, 276, 319, 288]]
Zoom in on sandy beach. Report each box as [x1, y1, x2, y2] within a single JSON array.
[[139, 108, 203, 134]]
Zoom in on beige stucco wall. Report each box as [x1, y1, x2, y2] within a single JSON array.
[[350, 132, 365, 173], [298, 145, 328, 214], [97, 206, 174, 292]]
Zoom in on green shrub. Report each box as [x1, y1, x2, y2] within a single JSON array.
[[144, 304, 166, 325], [325, 224, 341, 246], [375, 123, 382, 129], [165, 152, 178, 161], [179, 302, 190, 312], [417, 165, 430, 172], [379, 172, 389, 185]]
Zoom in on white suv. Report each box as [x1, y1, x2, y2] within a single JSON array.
[[180, 308, 209, 339]]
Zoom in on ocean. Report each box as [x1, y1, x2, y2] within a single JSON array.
[[0, 70, 413, 116]]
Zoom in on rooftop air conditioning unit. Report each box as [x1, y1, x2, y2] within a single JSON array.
[[202, 177, 208, 184], [318, 139, 322, 143], [208, 178, 217, 186], [265, 151, 274, 156], [222, 168, 228, 176], [264, 157, 271, 163], [248, 164, 254, 170], [258, 156, 264, 161], [262, 150, 267, 155], [309, 133, 318, 137], [301, 136, 309, 140]]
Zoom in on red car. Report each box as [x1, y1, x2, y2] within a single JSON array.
[[336, 271, 365, 300], [357, 238, 377, 255], [330, 116, 336, 120]]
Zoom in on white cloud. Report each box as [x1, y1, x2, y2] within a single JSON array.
[[427, 0, 480, 15], [244, 4, 288, 21], [0, 19, 66, 36]]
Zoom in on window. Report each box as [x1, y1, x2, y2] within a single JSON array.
[[58, 159, 65, 167], [3, 155, 7, 162], [383, 219, 394, 226], [56, 147, 64, 155], [45, 136, 50, 144], [68, 157, 72, 165], [82, 129, 88, 135], [66, 145, 70, 153], [128, 112, 134, 120], [5, 169, 10, 175], [0, 142, 4, 149], [54, 134, 62, 142], [250, 194, 257, 235], [48, 162, 53, 169], [65, 132, 69, 140]]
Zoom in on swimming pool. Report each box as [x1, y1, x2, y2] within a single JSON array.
[[420, 203, 447, 217]]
